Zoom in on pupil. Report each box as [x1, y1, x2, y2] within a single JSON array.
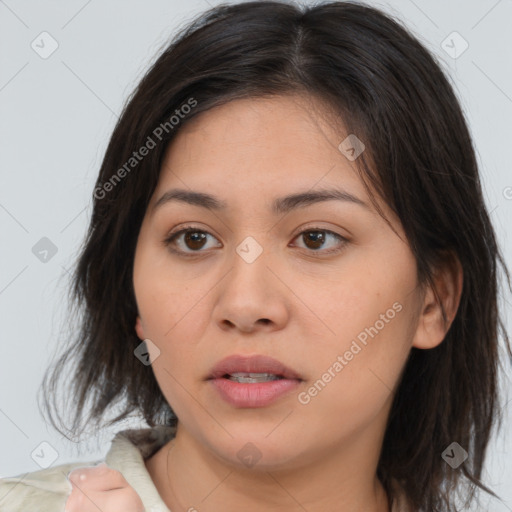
[[305, 231, 324, 249], [185, 231, 206, 250]]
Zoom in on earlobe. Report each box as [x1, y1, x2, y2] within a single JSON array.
[[411, 253, 463, 350], [135, 316, 145, 340]]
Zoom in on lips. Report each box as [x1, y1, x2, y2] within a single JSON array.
[[208, 354, 302, 381], [208, 354, 303, 408]]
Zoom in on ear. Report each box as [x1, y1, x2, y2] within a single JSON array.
[[412, 252, 463, 350], [135, 316, 146, 340]]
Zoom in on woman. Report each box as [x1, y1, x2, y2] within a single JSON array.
[[1, 1, 509, 511]]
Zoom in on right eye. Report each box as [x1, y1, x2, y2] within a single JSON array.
[[163, 226, 222, 256]]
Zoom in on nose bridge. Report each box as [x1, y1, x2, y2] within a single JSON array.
[[213, 232, 288, 332], [235, 234, 266, 266], [227, 233, 272, 295]]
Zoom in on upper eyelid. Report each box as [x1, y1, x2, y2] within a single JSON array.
[[166, 224, 347, 240], [166, 225, 221, 244]]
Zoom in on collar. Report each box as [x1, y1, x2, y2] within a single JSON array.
[[104, 425, 176, 512]]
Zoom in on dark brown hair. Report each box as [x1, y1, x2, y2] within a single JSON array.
[[39, 1, 511, 510]]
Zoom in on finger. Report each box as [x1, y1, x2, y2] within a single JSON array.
[[68, 463, 128, 492], [102, 487, 145, 512], [66, 483, 145, 512]]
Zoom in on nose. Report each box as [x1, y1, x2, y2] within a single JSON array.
[[212, 241, 290, 334]]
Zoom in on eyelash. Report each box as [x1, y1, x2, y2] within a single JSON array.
[[162, 224, 349, 258]]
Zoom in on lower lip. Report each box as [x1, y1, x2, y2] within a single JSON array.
[[209, 377, 301, 407]]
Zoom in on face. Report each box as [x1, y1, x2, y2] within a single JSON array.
[[133, 94, 427, 471]]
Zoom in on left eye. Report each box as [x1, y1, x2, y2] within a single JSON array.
[[163, 227, 348, 256], [292, 229, 348, 253]]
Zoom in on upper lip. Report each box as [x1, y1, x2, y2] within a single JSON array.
[[208, 354, 302, 381]]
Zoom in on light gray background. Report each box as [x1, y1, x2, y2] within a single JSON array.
[[1, 0, 511, 510]]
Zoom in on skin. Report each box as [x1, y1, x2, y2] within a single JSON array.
[[65, 464, 144, 512], [133, 94, 463, 512]]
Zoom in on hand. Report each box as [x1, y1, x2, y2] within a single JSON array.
[[65, 462, 145, 512]]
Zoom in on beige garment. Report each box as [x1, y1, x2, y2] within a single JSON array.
[[0, 425, 413, 511], [0, 426, 173, 512]]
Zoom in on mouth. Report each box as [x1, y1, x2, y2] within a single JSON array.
[[208, 354, 303, 382], [207, 354, 303, 408], [223, 372, 285, 383]]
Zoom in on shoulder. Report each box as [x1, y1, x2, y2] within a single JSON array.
[[0, 460, 100, 512], [0, 425, 176, 512]]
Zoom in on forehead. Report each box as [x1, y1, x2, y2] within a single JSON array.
[[153, 94, 368, 202]]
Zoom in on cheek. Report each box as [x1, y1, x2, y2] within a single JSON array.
[[295, 252, 418, 411], [133, 258, 214, 387], [133, 242, 212, 341], [293, 308, 414, 447], [298, 253, 416, 353]]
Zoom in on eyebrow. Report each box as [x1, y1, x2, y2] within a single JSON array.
[[152, 187, 370, 216]]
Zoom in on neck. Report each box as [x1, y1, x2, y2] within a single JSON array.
[[146, 425, 390, 512]]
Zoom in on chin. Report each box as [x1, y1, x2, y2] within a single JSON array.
[[205, 431, 310, 472]]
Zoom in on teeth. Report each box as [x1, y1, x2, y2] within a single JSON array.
[[227, 372, 283, 383]]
